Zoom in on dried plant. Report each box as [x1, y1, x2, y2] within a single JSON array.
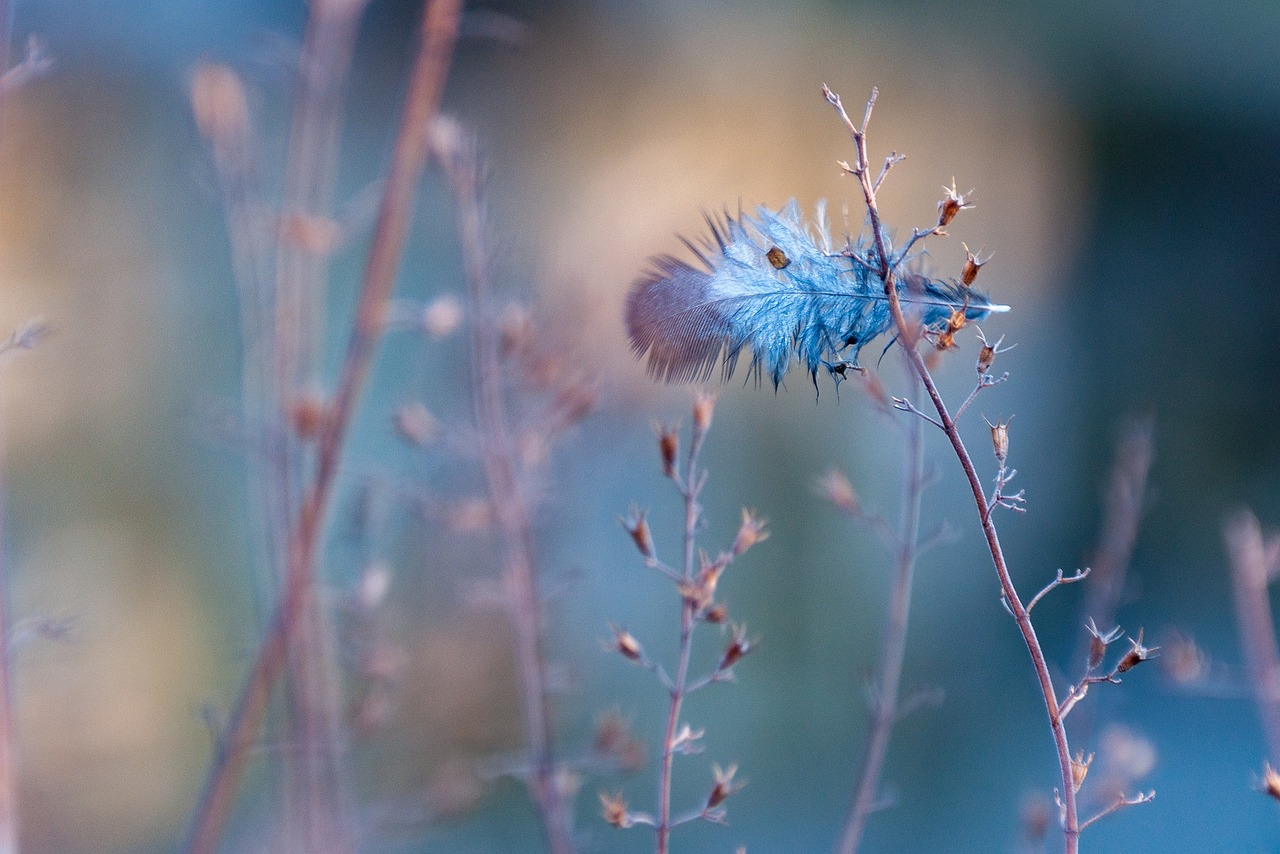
[[184, 1, 462, 851], [821, 85, 1156, 852], [622, 84, 1161, 851], [607, 392, 762, 853]]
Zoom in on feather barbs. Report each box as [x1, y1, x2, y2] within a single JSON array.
[[625, 200, 1007, 390]]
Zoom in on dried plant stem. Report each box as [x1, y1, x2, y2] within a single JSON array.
[[657, 419, 709, 854], [836, 375, 924, 854], [0, 13, 22, 851], [273, 5, 367, 849], [183, 3, 461, 851], [440, 128, 576, 854], [1225, 509, 1280, 765], [0, 410, 18, 854], [826, 85, 1080, 853]]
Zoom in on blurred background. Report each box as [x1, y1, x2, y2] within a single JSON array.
[[1, 0, 1279, 851]]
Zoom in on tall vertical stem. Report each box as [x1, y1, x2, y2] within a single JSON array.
[[836, 370, 924, 854]]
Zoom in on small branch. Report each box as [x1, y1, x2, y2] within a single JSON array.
[[1078, 790, 1155, 832], [1057, 673, 1121, 721], [1027, 568, 1091, 615], [890, 397, 943, 430]]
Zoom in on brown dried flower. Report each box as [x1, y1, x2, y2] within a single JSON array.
[[599, 791, 632, 828], [937, 178, 975, 229], [1116, 627, 1159, 673], [706, 763, 745, 809], [983, 415, 1012, 465], [731, 509, 769, 556], [1071, 750, 1094, 793]]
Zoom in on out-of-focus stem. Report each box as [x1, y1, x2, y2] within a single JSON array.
[[273, 4, 366, 849], [836, 369, 924, 854], [441, 126, 576, 854], [1069, 417, 1153, 747], [182, 3, 460, 851], [0, 402, 19, 854], [0, 10, 22, 852], [1225, 509, 1280, 765]]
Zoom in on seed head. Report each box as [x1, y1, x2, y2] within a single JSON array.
[[937, 178, 975, 229], [1116, 627, 1159, 673], [961, 243, 991, 286], [692, 389, 717, 434], [655, 422, 679, 479], [1085, 617, 1123, 671], [1260, 763, 1280, 802], [731, 509, 769, 557], [607, 623, 644, 662], [1071, 750, 1094, 793], [706, 763, 745, 809], [599, 791, 632, 828], [983, 415, 1012, 465], [621, 507, 655, 561]]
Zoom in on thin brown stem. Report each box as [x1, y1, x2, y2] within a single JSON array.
[[182, 3, 461, 851], [1225, 509, 1280, 765], [825, 85, 1080, 852], [837, 366, 925, 854], [657, 409, 710, 854], [439, 125, 575, 854]]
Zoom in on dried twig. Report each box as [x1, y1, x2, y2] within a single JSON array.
[[824, 83, 1080, 852]]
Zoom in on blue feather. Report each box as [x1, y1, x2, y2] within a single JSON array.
[[626, 200, 1008, 388]]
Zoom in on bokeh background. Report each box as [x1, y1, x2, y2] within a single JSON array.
[[1, 0, 1279, 851]]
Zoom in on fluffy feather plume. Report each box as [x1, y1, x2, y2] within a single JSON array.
[[626, 200, 1008, 388]]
